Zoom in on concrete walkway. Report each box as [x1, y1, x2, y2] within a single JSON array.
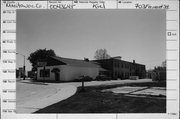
[[17, 85, 77, 113], [16, 79, 152, 113], [84, 79, 152, 87]]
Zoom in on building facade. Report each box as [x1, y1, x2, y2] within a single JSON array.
[[37, 56, 101, 81], [16, 67, 24, 78], [94, 57, 146, 79], [37, 56, 146, 81]]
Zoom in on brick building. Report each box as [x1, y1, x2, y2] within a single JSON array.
[[94, 56, 146, 79]]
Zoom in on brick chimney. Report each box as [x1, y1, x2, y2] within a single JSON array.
[[133, 60, 135, 63]]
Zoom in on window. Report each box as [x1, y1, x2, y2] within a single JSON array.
[[114, 61, 118, 68], [114, 72, 117, 76], [40, 69, 50, 77]]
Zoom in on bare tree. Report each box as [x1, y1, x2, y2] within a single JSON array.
[[161, 60, 166, 68], [94, 48, 111, 60]]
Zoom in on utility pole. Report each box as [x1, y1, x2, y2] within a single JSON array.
[[16, 53, 26, 80]]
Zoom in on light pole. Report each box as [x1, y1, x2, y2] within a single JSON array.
[[16, 53, 26, 80]]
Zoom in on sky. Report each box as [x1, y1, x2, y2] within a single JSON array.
[[16, 9, 166, 71]]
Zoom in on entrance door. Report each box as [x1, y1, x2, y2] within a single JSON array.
[[55, 73, 60, 81]]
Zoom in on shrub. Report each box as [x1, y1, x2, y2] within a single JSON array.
[[83, 76, 93, 81], [95, 75, 112, 81], [74, 76, 93, 82]]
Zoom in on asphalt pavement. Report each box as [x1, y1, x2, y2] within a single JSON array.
[[16, 79, 152, 113]]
